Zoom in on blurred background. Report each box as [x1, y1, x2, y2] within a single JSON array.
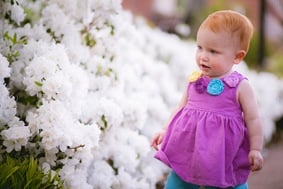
[[122, 0, 283, 76], [122, 1, 283, 188]]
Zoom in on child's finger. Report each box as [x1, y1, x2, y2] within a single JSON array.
[[150, 137, 159, 150], [250, 157, 262, 171]]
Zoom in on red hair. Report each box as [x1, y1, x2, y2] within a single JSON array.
[[198, 10, 254, 51]]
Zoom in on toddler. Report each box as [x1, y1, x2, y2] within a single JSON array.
[[151, 10, 264, 189]]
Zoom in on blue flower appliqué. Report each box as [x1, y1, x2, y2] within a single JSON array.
[[207, 79, 224, 95]]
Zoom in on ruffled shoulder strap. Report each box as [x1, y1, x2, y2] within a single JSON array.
[[223, 71, 246, 88]]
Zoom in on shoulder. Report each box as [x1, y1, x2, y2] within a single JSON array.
[[237, 79, 256, 103], [238, 78, 252, 91]]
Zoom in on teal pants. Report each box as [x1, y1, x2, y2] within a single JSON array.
[[164, 171, 248, 189]]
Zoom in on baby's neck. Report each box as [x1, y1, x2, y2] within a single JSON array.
[[205, 69, 233, 79]]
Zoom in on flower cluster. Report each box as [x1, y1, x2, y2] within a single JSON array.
[[191, 72, 224, 96]]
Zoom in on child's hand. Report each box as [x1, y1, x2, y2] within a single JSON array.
[[248, 150, 263, 171], [150, 130, 166, 151]]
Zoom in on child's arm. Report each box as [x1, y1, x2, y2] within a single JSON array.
[[238, 80, 264, 171], [151, 84, 188, 150]]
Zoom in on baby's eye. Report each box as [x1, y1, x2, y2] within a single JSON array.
[[197, 45, 202, 50], [210, 49, 218, 54]]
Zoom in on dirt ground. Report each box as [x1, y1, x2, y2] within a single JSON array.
[[248, 132, 283, 189]]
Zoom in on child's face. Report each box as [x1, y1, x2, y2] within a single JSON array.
[[196, 28, 242, 78]]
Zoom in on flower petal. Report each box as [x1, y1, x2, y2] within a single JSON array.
[[195, 77, 208, 93], [188, 71, 202, 82], [207, 79, 224, 95]]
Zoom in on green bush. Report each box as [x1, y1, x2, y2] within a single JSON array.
[[266, 50, 283, 78], [0, 155, 64, 189]]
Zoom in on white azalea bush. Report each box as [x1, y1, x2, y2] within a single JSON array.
[[0, 0, 283, 188]]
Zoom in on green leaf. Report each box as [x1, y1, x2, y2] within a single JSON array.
[[0, 155, 64, 189], [100, 114, 108, 131], [26, 156, 37, 181], [84, 32, 96, 47], [15, 90, 40, 106], [34, 81, 43, 87], [0, 166, 19, 186]]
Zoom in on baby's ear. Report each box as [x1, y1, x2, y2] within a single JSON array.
[[234, 50, 246, 64]]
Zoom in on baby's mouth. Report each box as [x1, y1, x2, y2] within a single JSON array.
[[200, 64, 210, 69]]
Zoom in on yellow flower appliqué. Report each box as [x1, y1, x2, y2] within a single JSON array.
[[188, 71, 202, 82]]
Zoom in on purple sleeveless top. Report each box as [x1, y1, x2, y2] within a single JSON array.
[[154, 71, 250, 187]]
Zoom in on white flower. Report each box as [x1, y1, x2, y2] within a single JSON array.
[[42, 162, 51, 173], [88, 161, 119, 188], [44, 148, 59, 166], [0, 84, 17, 125], [23, 56, 57, 96], [1, 125, 31, 152], [80, 95, 124, 129], [0, 54, 10, 80], [63, 65, 89, 116], [10, 4, 25, 24], [42, 73, 72, 100]]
